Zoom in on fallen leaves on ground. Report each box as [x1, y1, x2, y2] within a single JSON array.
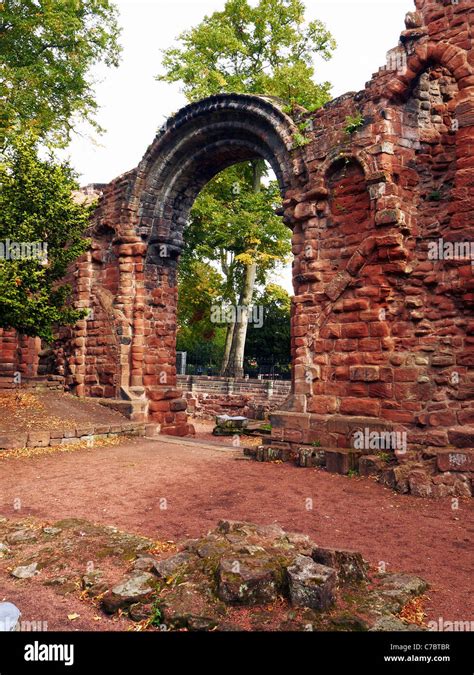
[[398, 596, 429, 627], [0, 391, 77, 432], [0, 436, 124, 461], [149, 541, 177, 556]]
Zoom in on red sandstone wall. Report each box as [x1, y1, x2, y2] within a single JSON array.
[[1, 0, 472, 451], [273, 0, 474, 451], [178, 376, 291, 420], [0, 329, 40, 380]]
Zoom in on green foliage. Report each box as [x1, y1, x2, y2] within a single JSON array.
[[0, 0, 121, 148], [177, 165, 291, 369], [0, 137, 91, 340], [157, 0, 335, 111], [186, 162, 291, 287], [177, 260, 227, 366], [344, 112, 365, 135], [245, 283, 291, 369], [148, 600, 163, 628], [292, 131, 311, 148]]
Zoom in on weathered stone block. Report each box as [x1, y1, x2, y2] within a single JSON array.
[[326, 449, 362, 475], [0, 434, 27, 450], [27, 431, 51, 448], [102, 572, 156, 614], [311, 547, 368, 583], [287, 555, 337, 610], [437, 450, 474, 473], [217, 555, 281, 605]]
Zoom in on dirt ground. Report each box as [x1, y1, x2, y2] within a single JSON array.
[[0, 435, 472, 631], [0, 391, 128, 434]]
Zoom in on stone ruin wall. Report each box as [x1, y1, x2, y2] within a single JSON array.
[[0, 0, 473, 473], [177, 376, 292, 420], [271, 0, 474, 456]]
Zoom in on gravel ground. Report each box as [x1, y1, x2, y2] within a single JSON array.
[[0, 436, 472, 630]]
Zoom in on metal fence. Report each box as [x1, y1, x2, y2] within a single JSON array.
[[183, 360, 291, 381]]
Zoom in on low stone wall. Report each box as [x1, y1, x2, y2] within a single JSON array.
[[247, 443, 473, 499], [0, 421, 147, 452], [177, 376, 291, 420], [0, 375, 65, 392]]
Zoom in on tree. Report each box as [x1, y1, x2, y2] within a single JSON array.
[[159, 0, 335, 377], [181, 162, 291, 374], [245, 283, 291, 376], [177, 259, 227, 367], [0, 1, 121, 342], [0, 0, 121, 149], [0, 137, 91, 341], [158, 0, 335, 110]]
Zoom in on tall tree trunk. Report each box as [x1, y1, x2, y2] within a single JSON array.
[[224, 262, 257, 377], [224, 160, 263, 378], [220, 320, 235, 375]]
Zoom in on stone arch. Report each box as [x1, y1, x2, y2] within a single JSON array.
[[386, 41, 473, 100], [317, 149, 377, 183], [120, 94, 307, 432], [41, 3, 473, 456], [133, 94, 306, 263]]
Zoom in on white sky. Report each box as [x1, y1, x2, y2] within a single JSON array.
[[64, 0, 415, 185]]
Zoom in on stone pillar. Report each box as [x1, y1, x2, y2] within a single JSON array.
[[68, 252, 92, 397]]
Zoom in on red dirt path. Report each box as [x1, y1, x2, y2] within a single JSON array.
[[0, 437, 472, 629]]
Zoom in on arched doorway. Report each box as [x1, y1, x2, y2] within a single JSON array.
[[123, 94, 307, 433]]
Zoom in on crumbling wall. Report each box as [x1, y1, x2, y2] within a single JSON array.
[[178, 376, 291, 420], [1, 0, 472, 458], [271, 0, 474, 457]]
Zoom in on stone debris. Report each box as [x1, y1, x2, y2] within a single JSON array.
[[0, 513, 430, 631], [98, 520, 428, 631], [217, 555, 281, 605], [311, 546, 369, 583], [102, 572, 156, 614], [43, 527, 62, 536], [287, 555, 337, 610], [152, 551, 193, 580], [7, 529, 37, 545], [11, 563, 39, 579], [213, 415, 249, 436]]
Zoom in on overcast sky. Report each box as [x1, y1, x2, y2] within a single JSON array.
[[64, 0, 414, 185]]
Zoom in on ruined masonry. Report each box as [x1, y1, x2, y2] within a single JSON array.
[[0, 0, 473, 493]]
